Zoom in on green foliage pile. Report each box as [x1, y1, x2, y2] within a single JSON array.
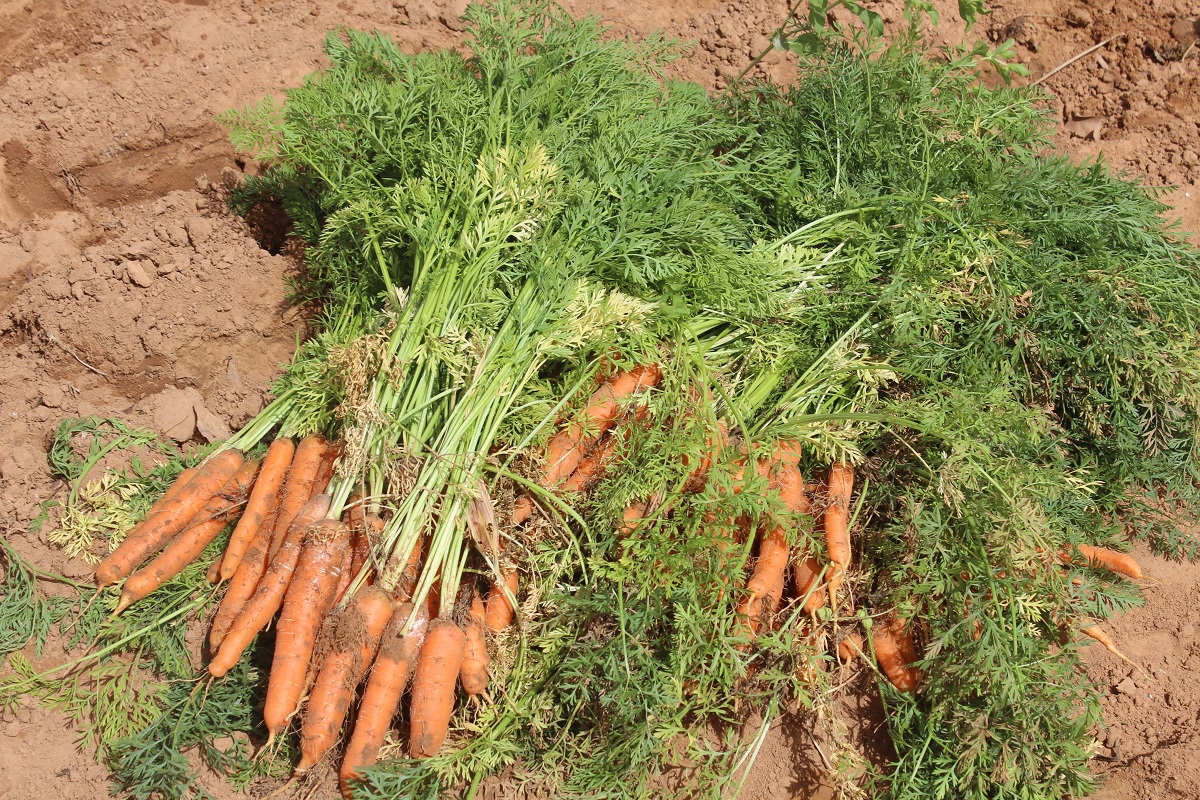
[[3, 3, 1200, 800]]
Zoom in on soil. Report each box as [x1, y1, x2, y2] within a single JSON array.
[[1, 0, 1197, 798]]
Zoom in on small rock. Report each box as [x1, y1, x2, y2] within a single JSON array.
[[149, 387, 202, 442], [1066, 7, 1092, 26], [185, 216, 214, 248], [4, 720, 19, 737], [40, 385, 65, 408], [194, 402, 231, 443], [1115, 676, 1138, 696], [125, 261, 154, 288], [121, 240, 152, 259]]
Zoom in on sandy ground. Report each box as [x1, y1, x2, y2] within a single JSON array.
[[1, 0, 1198, 797]]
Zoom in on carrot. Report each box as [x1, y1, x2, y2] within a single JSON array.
[[331, 535, 355, 607], [824, 462, 854, 610], [116, 459, 260, 613], [1063, 545, 1144, 580], [871, 617, 921, 692], [1081, 622, 1148, 677], [95, 450, 244, 586], [340, 601, 429, 796], [395, 533, 424, 603], [313, 442, 340, 494], [220, 437, 294, 580], [560, 434, 616, 493], [408, 618, 466, 759], [206, 559, 222, 585], [485, 568, 519, 632], [543, 364, 661, 486], [208, 493, 332, 678], [296, 586, 395, 773], [262, 518, 351, 741], [267, 434, 329, 561], [352, 514, 381, 585], [511, 493, 533, 526], [208, 488, 285, 650], [838, 633, 864, 663], [792, 555, 827, 614], [460, 590, 490, 697], [619, 498, 651, 536]]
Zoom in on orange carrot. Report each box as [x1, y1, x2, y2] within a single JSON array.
[[1063, 545, 1144, 580], [313, 442, 340, 495], [543, 364, 661, 486], [872, 617, 921, 692], [351, 514, 380, 586], [208, 493, 331, 678], [297, 587, 395, 772], [560, 434, 616, 493], [209, 489, 285, 651], [838, 633, 864, 663], [340, 601, 430, 796], [96, 450, 244, 586], [267, 434, 329, 561], [331, 534, 356, 607], [619, 498, 651, 536], [262, 518, 351, 741], [460, 590, 490, 697], [395, 533, 424, 604], [220, 437, 294, 580], [824, 462, 854, 609], [511, 493, 533, 526], [206, 559, 223, 585], [116, 459, 260, 613], [485, 569, 519, 632], [792, 554, 827, 613], [1081, 622, 1147, 676], [408, 618, 466, 759]]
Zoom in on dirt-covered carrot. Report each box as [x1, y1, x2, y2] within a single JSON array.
[[460, 590, 490, 697], [339, 601, 430, 797], [395, 532, 424, 603], [543, 363, 661, 486], [262, 518, 351, 741], [220, 437, 294, 580], [872, 617, 921, 692], [735, 454, 806, 640], [408, 617, 467, 759], [96, 450, 244, 586], [331, 534, 355, 607], [313, 441, 341, 495], [351, 513, 380, 585], [209, 489, 286, 650], [296, 586, 395, 773], [208, 494, 331, 678], [838, 632, 864, 663], [267, 434, 329, 561], [485, 568, 519, 632], [116, 459, 260, 613], [1062, 545, 1144, 579], [206, 559, 222, 585], [511, 493, 533, 526], [824, 462, 854, 610], [560, 434, 615, 493]]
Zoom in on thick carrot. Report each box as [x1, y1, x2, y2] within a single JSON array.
[[872, 618, 921, 692], [96, 450, 244, 586], [209, 489, 285, 651], [220, 437, 294, 580], [408, 618, 466, 759], [1064, 545, 1144, 580], [340, 601, 430, 797], [267, 434, 329, 561], [460, 590, 490, 697], [619, 498, 651, 536], [543, 364, 661, 486], [485, 569, 519, 632], [116, 459, 260, 613], [824, 462, 854, 609], [792, 555, 827, 614], [208, 494, 331, 678], [297, 586, 395, 772], [263, 519, 351, 740]]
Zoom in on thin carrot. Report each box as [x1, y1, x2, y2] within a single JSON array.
[[871, 617, 921, 692], [340, 601, 430, 797], [297, 586, 395, 773], [116, 459, 260, 613], [1062, 545, 1144, 579], [511, 493, 533, 526], [96, 450, 244, 586], [262, 518, 351, 742], [408, 618, 466, 759], [208, 493, 331, 678], [485, 569, 519, 632], [220, 437, 294, 580], [560, 434, 616, 493], [543, 364, 661, 486], [208, 488, 285, 651], [313, 441, 340, 495], [460, 590, 490, 697], [736, 454, 806, 641], [824, 462, 854, 610], [267, 434, 329, 561], [1081, 622, 1148, 677]]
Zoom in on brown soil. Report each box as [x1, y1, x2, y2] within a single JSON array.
[[1, 0, 1197, 798]]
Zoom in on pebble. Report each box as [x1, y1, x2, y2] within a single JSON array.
[[1066, 7, 1093, 26], [125, 261, 154, 288]]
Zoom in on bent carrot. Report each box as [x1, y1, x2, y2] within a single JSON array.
[[267, 434, 329, 561], [408, 618, 466, 759], [872, 617, 921, 692], [297, 586, 395, 772], [485, 569, 519, 632], [1064, 545, 1144, 580], [221, 437, 294, 580], [263, 519, 350, 741], [1081, 622, 1147, 676], [339, 601, 430, 797], [208, 494, 331, 678], [96, 450, 244, 586], [824, 462, 854, 610], [116, 459, 260, 613], [460, 590, 490, 697]]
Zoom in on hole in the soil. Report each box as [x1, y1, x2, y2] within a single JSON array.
[[244, 199, 294, 255]]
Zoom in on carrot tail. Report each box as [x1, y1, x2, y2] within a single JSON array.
[[460, 591, 490, 697]]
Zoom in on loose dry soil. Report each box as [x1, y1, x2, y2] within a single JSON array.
[[1, 0, 1198, 798]]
